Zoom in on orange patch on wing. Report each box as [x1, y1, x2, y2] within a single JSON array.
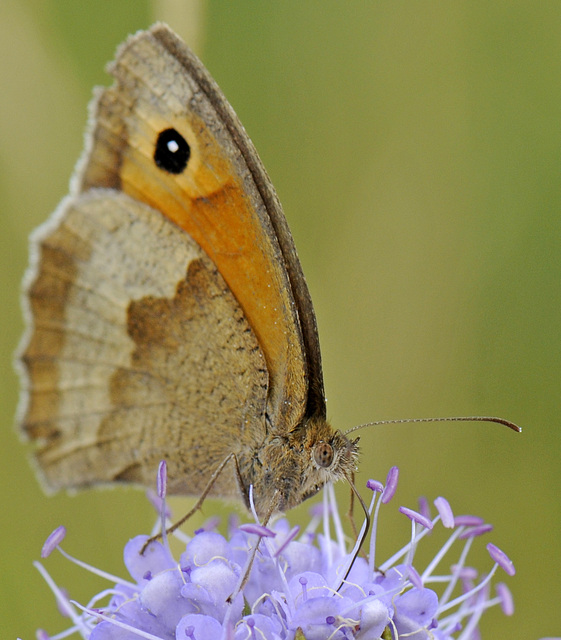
[[119, 112, 298, 394]]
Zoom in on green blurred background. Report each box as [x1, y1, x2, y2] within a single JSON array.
[[1, 1, 560, 638]]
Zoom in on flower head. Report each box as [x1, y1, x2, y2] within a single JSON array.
[[33, 466, 516, 639]]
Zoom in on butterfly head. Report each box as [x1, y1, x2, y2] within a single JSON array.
[[250, 417, 359, 517]]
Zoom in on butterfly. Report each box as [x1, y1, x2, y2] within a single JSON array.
[[16, 23, 360, 520], [17, 24, 520, 530]]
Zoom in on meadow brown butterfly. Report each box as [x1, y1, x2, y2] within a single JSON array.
[[16, 23, 360, 519], [17, 24, 520, 530]]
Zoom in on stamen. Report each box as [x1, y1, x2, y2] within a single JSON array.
[[434, 497, 454, 528], [239, 523, 276, 538], [70, 600, 164, 640], [438, 564, 498, 615], [201, 516, 221, 532], [41, 526, 66, 558], [457, 583, 488, 640], [451, 565, 478, 580], [381, 466, 399, 503], [274, 525, 300, 557], [408, 565, 423, 589], [399, 506, 434, 530], [145, 489, 172, 521], [454, 515, 484, 527], [327, 483, 346, 555], [248, 485, 259, 523], [436, 535, 474, 606], [423, 528, 465, 584], [246, 616, 257, 639], [367, 480, 383, 576], [33, 563, 89, 637], [486, 543, 516, 576], [418, 495, 431, 521], [459, 524, 493, 539], [53, 545, 137, 589], [496, 582, 514, 615], [383, 521, 436, 572], [322, 486, 333, 566], [366, 478, 383, 493], [300, 576, 308, 602]]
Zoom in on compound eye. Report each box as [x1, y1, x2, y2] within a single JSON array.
[[313, 442, 334, 468]]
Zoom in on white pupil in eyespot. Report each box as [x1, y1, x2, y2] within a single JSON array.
[[167, 140, 180, 153]]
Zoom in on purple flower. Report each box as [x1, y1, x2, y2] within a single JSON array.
[[32, 467, 519, 639]]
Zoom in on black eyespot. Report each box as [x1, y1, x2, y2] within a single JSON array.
[[154, 128, 190, 174], [313, 442, 334, 468]]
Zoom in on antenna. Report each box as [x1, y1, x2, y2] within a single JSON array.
[[344, 415, 521, 436]]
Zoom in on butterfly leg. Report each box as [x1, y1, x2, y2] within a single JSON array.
[[141, 452, 239, 554], [347, 470, 360, 540], [346, 472, 368, 562], [226, 489, 280, 603], [334, 477, 371, 591]]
